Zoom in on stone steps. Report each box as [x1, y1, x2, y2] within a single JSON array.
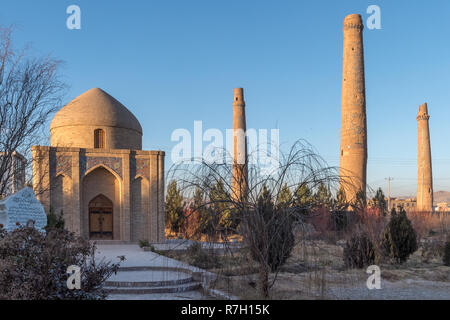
[[104, 268, 201, 295], [104, 282, 202, 294], [105, 274, 194, 288]]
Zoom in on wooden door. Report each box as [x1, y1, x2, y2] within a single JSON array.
[[89, 195, 113, 240]]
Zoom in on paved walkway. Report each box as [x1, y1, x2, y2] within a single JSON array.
[[107, 291, 209, 300], [95, 244, 200, 271], [107, 270, 192, 283], [94, 244, 210, 300]]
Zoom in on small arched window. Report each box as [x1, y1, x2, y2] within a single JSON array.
[[94, 129, 105, 148]]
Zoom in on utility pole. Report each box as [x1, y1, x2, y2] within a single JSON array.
[[385, 177, 394, 212]]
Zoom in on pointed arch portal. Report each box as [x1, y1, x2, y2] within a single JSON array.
[[89, 194, 113, 240]]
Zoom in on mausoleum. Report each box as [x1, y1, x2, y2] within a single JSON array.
[[32, 88, 165, 242]]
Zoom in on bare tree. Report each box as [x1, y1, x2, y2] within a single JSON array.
[[169, 140, 347, 298], [0, 26, 66, 197]]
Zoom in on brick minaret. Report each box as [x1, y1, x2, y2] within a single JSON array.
[[232, 88, 248, 202], [339, 14, 368, 202], [417, 103, 433, 212]]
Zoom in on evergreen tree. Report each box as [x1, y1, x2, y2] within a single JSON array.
[[209, 180, 232, 229], [382, 207, 418, 263], [293, 184, 312, 215], [390, 206, 397, 216], [277, 183, 293, 208], [372, 188, 387, 216], [331, 187, 349, 231], [314, 183, 332, 207], [250, 184, 295, 272], [257, 184, 274, 220], [335, 187, 348, 211], [165, 180, 184, 233], [352, 189, 367, 212], [294, 184, 312, 205], [191, 187, 210, 234]]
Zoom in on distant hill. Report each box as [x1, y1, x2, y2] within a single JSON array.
[[433, 191, 450, 204], [394, 191, 450, 205]]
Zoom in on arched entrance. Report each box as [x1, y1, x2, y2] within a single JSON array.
[[89, 194, 113, 240]]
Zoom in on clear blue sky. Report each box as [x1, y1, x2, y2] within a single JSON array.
[[2, 0, 450, 197]]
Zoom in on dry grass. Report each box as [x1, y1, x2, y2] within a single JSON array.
[[210, 237, 450, 299], [164, 212, 450, 299], [209, 220, 449, 299], [407, 211, 449, 239]]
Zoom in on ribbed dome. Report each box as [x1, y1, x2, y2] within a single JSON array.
[[50, 88, 142, 134]]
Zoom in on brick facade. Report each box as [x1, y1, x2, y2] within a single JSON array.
[[32, 88, 165, 243], [32, 147, 165, 243]]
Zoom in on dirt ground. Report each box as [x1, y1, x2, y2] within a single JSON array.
[[212, 239, 450, 300], [162, 236, 449, 300]]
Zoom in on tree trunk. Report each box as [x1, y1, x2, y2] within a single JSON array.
[[259, 266, 269, 299]]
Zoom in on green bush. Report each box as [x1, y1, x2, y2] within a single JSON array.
[[187, 242, 221, 269], [382, 208, 418, 264], [45, 206, 65, 231], [138, 239, 151, 248], [343, 233, 376, 268]]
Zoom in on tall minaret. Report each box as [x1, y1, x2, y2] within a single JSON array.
[[339, 14, 368, 202], [417, 103, 433, 212], [232, 88, 248, 202]]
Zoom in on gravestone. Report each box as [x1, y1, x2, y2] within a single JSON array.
[[0, 187, 47, 232]]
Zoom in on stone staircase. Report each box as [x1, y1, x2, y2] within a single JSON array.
[[104, 267, 201, 295]]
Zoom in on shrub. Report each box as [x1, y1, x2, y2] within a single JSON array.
[[246, 187, 295, 273], [331, 210, 348, 231], [343, 233, 376, 268], [138, 239, 151, 248], [444, 240, 450, 266], [45, 206, 65, 231], [264, 211, 295, 272], [186, 242, 221, 269], [0, 227, 123, 300], [420, 240, 444, 263], [187, 241, 203, 255], [382, 208, 418, 264]]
